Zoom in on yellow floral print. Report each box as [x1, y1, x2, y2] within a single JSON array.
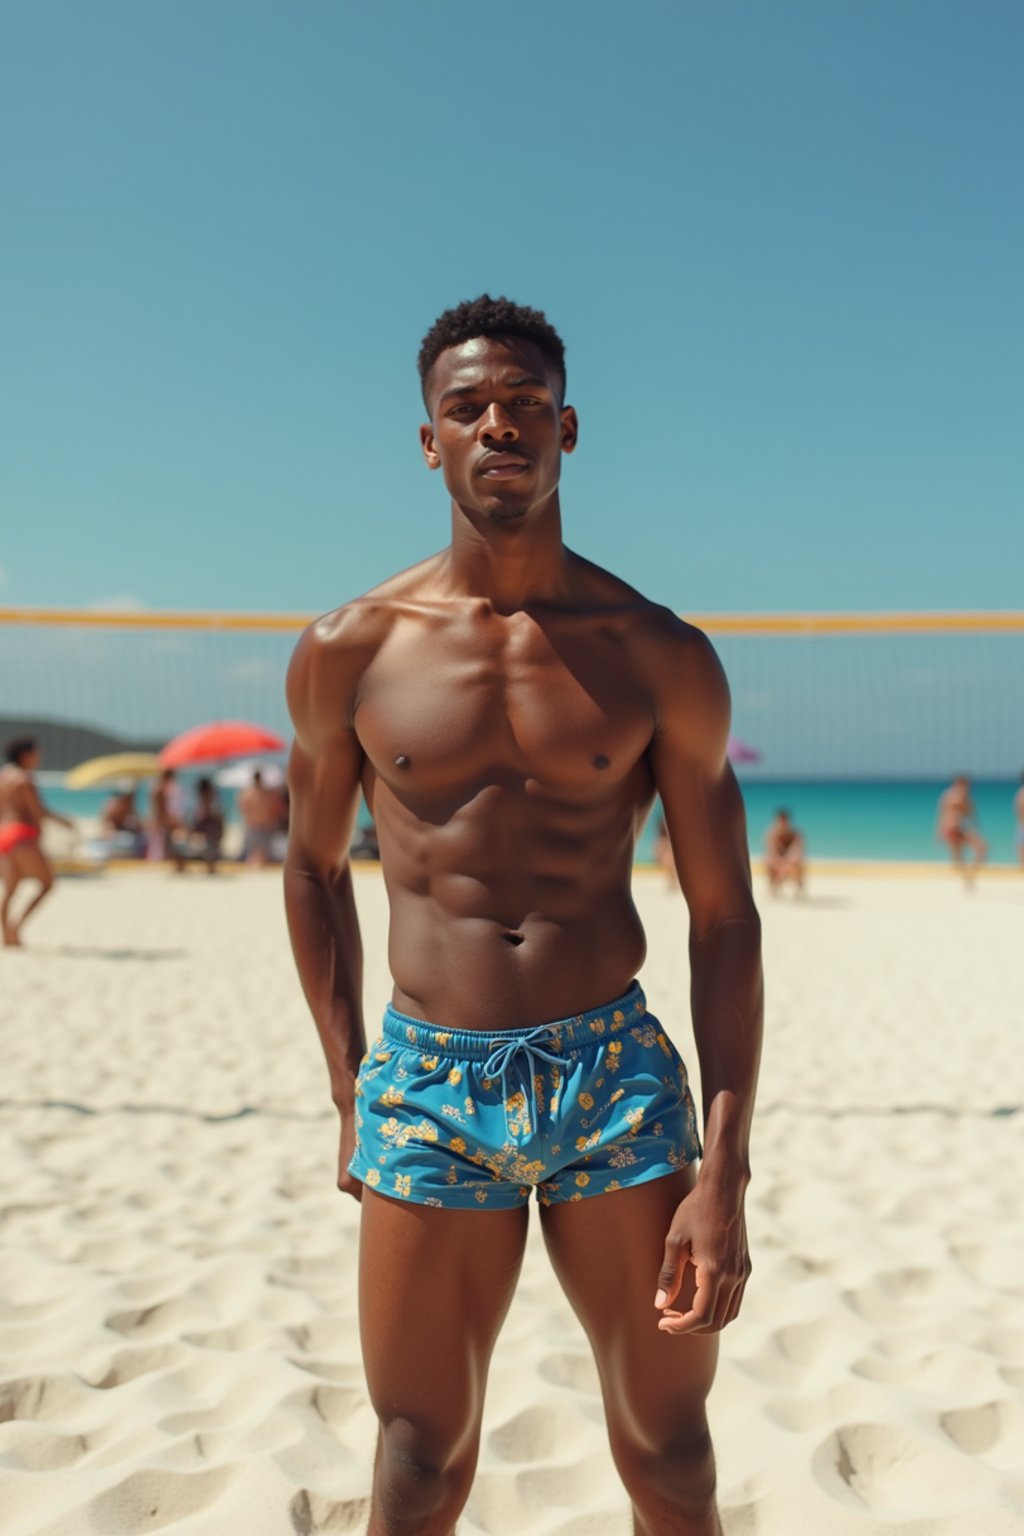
[[447, 1066, 463, 1087], [364, 1168, 381, 1187], [575, 1172, 590, 1188], [395, 1173, 412, 1197], [578, 1092, 595, 1110], [420, 1055, 440, 1071], [379, 1085, 405, 1108], [450, 1136, 467, 1154]]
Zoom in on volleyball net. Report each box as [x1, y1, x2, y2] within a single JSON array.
[[0, 607, 1022, 781]]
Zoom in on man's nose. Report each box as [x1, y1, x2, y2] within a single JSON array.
[[477, 402, 518, 442]]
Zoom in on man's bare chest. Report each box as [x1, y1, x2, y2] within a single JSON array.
[[354, 618, 654, 792]]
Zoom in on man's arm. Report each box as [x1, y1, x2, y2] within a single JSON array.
[[23, 778, 74, 831], [645, 617, 764, 1334], [283, 616, 369, 1200]]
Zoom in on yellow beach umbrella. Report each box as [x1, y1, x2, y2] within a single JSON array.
[[65, 752, 163, 789]]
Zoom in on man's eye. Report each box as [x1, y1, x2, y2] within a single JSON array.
[[514, 397, 540, 406], [450, 404, 477, 418]]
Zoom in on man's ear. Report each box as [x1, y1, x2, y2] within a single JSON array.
[[420, 423, 441, 470], [560, 405, 579, 454]]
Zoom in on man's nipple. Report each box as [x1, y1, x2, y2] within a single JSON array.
[[394, 754, 411, 769]]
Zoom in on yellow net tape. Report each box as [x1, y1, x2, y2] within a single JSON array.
[[0, 607, 1022, 635]]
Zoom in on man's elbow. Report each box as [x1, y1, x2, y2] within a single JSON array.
[[689, 901, 762, 951]]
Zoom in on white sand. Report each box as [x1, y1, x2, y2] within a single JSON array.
[[2, 866, 1023, 1535]]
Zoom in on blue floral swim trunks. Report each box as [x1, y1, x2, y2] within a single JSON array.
[[348, 982, 703, 1209]]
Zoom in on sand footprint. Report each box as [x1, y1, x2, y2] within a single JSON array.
[[87, 1343, 190, 1390], [811, 1420, 990, 1513], [537, 1350, 600, 1395], [0, 1423, 89, 1470], [0, 1373, 94, 1424], [105, 1296, 201, 1339], [487, 1404, 589, 1463], [86, 1464, 239, 1533], [282, 1382, 367, 1428], [289, 1488, 370, 1533], [940, 1398, 1024, 1463]]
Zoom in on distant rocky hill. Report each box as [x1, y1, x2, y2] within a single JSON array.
[[0, 717, 162, 771]]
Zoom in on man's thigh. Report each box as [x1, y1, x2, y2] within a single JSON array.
[[11, 842, 51, 885], [359, 1190, 530, 1453], [539, 1168, 718, 1441]]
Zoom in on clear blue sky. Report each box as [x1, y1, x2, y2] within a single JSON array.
[[1, 0, 1021, 618]]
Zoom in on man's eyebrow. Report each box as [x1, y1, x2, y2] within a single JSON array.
[[437, 374, 550, 405]]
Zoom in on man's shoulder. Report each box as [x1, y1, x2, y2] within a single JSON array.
[[293, 553, 448, 662], [568, 553, 711, 647]]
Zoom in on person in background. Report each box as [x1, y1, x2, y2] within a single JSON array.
[[191, 776, 225, 874], [1014, 771, 1024, 870], [239, 769, 285, 866], [652, 810, 679, 889], [764, 808, 806, 895], [100, 780, 146, 857], [937, 774, 987, 889], [0, 735, 74, 946], [148, 768, 187, 872], [349, 817, 380, 861]]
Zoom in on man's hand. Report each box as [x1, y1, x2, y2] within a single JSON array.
[[336, 1107, 363, 1202], [654, 1174, 751, 1334]]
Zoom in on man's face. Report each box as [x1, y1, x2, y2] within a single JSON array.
[[420, 335, 577, 524]]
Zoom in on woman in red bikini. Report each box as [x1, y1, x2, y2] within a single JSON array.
[[0, 736, 74, 947]]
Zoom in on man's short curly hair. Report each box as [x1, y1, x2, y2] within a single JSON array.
[[418, 294, 566, 411]]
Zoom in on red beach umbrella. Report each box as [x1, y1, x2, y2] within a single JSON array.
[[727, 736, 762, 765], [159, 720, 287, 769]]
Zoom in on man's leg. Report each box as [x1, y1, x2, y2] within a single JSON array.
[[1, 855, 21, 944], [3, 843, 55, 943], [540, 1167, 723, 1536], [359, 1190, 529, 1536]]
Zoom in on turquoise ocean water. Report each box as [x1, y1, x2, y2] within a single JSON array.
[[39, 777, 1021, 865]]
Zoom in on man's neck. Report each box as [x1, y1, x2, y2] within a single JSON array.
[[444, 499, 572, 614]]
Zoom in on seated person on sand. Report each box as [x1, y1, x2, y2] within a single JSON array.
[[147, 768, 188, 872], [0, 735, 74, 947], [349, 818, 380, 862], [191, 777, 225, 874], [764, 808, 806, 894], [100, 781, 146, 857], [238, 769, 285, 866], [937, 774, 987, 888]]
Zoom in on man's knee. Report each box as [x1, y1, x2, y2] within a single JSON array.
[[375, 1420, 475, 1528], [615, 1422, 718, 1522]]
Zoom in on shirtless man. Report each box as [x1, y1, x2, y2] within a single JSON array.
[[764, 808, 806, 895], [148, 768, 187, 872], [284, 296, 763, 1536], [937, 774, 987, 888], [238, 770, 284, 866], [0, 736, 73, 946]]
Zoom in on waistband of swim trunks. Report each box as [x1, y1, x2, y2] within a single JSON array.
[[381, 981, 648, 1060]]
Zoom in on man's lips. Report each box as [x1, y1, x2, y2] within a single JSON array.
[[478, 454, 530, 478]]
